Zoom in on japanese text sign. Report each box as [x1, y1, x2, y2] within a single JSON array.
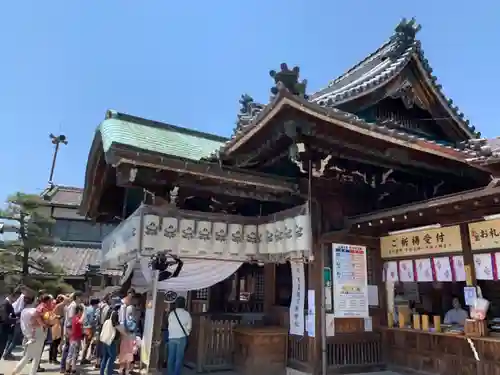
[[469, 219, 500, 251], [380, 225, 462, 259]]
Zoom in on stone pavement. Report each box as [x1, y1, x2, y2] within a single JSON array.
[[0, 347, 401, 375]]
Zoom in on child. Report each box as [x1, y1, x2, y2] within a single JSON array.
[[65, 305, 84, 375]]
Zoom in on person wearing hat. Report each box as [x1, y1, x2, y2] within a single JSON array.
[[167, 297, 192, 375]]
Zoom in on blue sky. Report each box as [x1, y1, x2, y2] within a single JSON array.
[[0, 1, 498, 202]]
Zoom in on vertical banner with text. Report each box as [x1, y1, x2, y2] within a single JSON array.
[[289, 261, 305, 335]]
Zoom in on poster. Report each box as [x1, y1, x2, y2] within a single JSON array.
[[368, 285, 379, 306], [141, 270, 159, 372], [306, 290, 315, 337], [332, 244, 369, 318], [464, 286, 477, 306], [289, 261, 305, 335], [325, 313, 335, 336]]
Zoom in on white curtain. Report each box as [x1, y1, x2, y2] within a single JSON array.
[[140, 258, 242, 292]]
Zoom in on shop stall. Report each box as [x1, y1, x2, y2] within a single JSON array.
[[379, 222, 500, 375]]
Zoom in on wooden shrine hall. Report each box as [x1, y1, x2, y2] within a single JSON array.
[[79, 17, 500, 375]]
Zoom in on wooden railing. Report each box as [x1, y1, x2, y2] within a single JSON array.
[[326, 333, 384, 373], [288, 335, 312, 372]]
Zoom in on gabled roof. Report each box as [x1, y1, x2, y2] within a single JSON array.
[[98, 110, 227, 161], [221, 85, 483, 168], [41, 185, 83, 207], [310, 18, 479, 140]]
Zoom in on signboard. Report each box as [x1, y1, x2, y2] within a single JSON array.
[[332, 244, 369, 318], [380, 225, 462, 259], [469, 219, 500, 251]]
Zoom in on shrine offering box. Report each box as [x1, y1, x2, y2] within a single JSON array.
[[233, 326, 287, 375], [465, 319, 488, 337]]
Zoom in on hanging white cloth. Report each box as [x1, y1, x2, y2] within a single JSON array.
[[139, 258, 242, 292]]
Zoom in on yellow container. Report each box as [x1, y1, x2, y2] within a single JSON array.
[[421, 315, 429, 331], [413, 314, 421, 330], [433, 315, 441, 332], [398, 312, 406, 328], [387, 312, 394, 328]]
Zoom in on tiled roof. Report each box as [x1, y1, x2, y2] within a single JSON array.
[[41, 185, 83, 207], [99, 110, 227, 161], [461, 138, 500, 165], [31, 246, 121, 277], [309, 18, 478, 139]]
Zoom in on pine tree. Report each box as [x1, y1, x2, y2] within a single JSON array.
[[0, 192, 73, 295]]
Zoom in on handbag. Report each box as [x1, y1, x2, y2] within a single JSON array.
[[100, 319, 116, 345]]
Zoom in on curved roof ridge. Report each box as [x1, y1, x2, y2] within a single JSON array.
[[311, 18, 411, 99], [313, 40, 394, 98], [411, 43, 479, 139]]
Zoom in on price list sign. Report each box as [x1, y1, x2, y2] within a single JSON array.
[[332, 244, 369, 318]]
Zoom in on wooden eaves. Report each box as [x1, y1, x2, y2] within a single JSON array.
[[345, 179, 500, 235], [107, 145, 301, 195]]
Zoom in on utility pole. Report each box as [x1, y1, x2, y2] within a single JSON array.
[[48, 133, 68, 186]]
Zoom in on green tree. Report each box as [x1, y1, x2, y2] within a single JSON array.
[[0, 192, 73, 294]]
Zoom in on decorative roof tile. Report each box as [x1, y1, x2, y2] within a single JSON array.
[[310, 18, 479, 139], [460, 138, 500, 164], [233, 94, 265, 138]]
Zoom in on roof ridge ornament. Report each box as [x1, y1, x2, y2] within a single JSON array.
[[270, 63, 308, 99], [387, 17, 421, 58], [233, 93, 264, 136], [393, 17, 421, 42]]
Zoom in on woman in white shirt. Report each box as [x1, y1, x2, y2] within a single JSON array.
[[167, 297, 192, 375], [11, 296, 47, 375]]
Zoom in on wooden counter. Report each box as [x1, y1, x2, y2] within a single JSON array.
[[233, 326, 288, 375], [381, 327, 500, 375]]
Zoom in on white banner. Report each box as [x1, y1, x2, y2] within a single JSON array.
[[289, 261, 305, 336], [101, 203, 312, 268], [332, 244, 369, 318], [101, 215, 140, 268], [139, 258, 242, 292]]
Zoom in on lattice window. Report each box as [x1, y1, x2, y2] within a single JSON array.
[[195, 288, 209, 300], [254, 271, 264, 300]]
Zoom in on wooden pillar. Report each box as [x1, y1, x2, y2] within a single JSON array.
[[150, 292, 166, 373], [460, 223, 477, 286], [309, 242, 325, 375], [263, 264, 276, 313]]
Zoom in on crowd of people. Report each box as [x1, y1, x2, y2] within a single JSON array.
[[0, 287, 142, 375], [0, 286, 193, 375]]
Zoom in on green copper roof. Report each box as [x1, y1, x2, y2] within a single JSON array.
[[98, 112, 227, 160]]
